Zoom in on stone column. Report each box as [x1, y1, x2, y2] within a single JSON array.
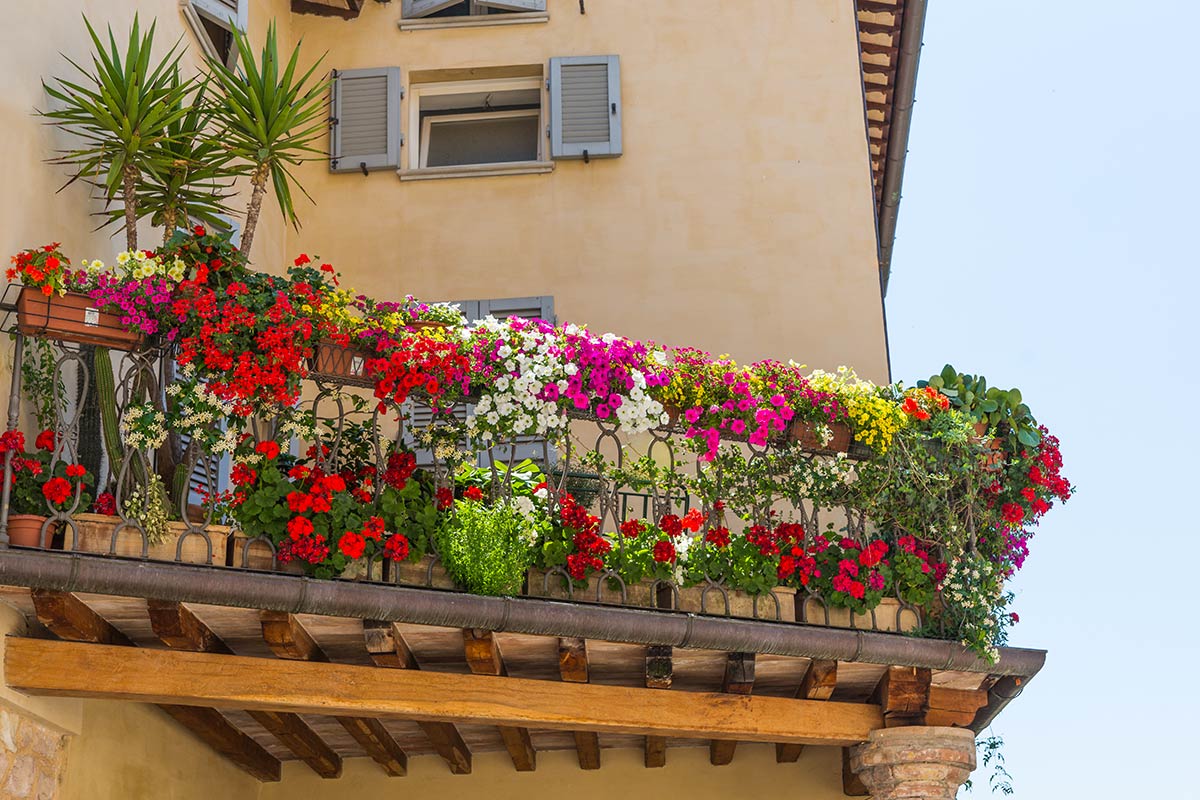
[[850, 727, 976, 800]]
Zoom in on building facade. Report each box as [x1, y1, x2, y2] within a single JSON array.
[[0, 2, 956, 799]]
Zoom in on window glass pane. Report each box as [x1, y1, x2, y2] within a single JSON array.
[[426, 116, 538, 167]]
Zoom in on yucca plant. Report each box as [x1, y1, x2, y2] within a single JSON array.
[[206, 23, 328, 256], [100, 79, 237, 243], [42, 16, 194, 250]]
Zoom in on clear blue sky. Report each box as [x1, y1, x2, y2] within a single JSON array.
[[886, 2, 1197, 795]]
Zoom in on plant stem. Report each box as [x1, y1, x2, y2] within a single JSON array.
[[122, 162, 139, 251], [240, 162, 270, 257]]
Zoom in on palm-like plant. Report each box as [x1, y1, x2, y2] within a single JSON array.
[[42, 16, 194, 250], [121, 81, 237, 243], [207, 23, 328, 256]]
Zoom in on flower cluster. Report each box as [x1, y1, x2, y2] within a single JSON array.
[[120, 404, 168, 451], [7, 244, 77, 296], [468, 316, 570, 442], [556, 325, 670, 433]]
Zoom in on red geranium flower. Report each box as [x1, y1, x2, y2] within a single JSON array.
[[42, 476, 72, 505], [464, 485, 484, 502], [64, 464, 86, 479], [435, 486, 454, 511], [338, 530, 366, 559], [652, 540, 676, 564], [34, 429, 56, 451], [255, 441, 280, 460], [384, 533, 410, 562]]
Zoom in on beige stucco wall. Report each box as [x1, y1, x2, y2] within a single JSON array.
[[1, 0, 887, 378], [261, 745, 849, 800], [285, 0, 888, 378]]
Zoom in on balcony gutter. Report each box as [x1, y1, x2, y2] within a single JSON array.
[[876, 0, 930, 296], [0, 549, 1044, 693]]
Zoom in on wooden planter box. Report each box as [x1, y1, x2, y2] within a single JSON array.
[[69, 513, 228, 565], [392, 553, 457, 589], [676, 584, 797, 621], [794, 595, 921, 633], [227, 530, 277, 570], [310, 339, 373, 381], [16, 287, 143, 350], [788, 420, 853, 455], [526, 567, 657, 606]]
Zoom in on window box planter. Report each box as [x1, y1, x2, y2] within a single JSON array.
[[788, 420, 853, 455], [310, 339, 373, 382], [526, 567, 657, 606], [16, 287, 143, 350], [68, 513, 228, 565], [392, 553, 457, 590], [795, 595, 920, 633], [6, 514, 55, 548], [676, 584, 797, 622]]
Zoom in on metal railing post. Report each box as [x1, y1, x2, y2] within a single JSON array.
[[0, 332, 27, 546]]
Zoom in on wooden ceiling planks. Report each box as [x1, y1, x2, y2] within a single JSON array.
[[856, 0, 906, 213], [1, 587, 1000, 778]]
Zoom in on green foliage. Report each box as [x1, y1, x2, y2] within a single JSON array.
[[435, 500, 536, 595], [962, 735, 1013, 796], [205, 23, 328, 252], [20, 338, 62, 432], [455, 458, 543, 499], [41, 16, 194, 248], [379, 473, 438, 559], [921, 365, 1041, 448]]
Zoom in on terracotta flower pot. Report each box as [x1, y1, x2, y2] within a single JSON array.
[[16, 287, 143, 350], [972, 423, 1004, 471], [310, 339, 373, 382], [6, 514, 55, 548], [788, 420, 853, 454]]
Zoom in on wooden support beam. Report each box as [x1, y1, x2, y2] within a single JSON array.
[[158, 705, 281, 782], [259, 612, 408, 776], [149, 601, 341, 779], [338, 717, 407, 777], [558, 638, 599, 770], [5, 638, 884, 746], [777, 659, 838, 763], [28, 591, 280, 782], [362, 621, 472, 775], [363, 620, 418, 670], [710, 653, 755, 766], [463, 629, 535, 771], [260, 611, 326, 662], [925, 686, 989, 728], [644, 645, 673, 768], [248, 710, 343, 778], [873, 666, 932, 727]]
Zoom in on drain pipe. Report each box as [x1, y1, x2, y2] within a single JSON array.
[[0, 549, 1045, 679], [876, 0, 930, 296]]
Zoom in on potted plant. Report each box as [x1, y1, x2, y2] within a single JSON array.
[[435, 490, 540, 596], [8, 245, 142, 350], [1, 429, 93, 548]]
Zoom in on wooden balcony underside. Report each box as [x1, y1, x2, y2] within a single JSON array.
[[0, 586, 996, 782]]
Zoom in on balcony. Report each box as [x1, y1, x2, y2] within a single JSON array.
[[0, 263, 1062, 789]]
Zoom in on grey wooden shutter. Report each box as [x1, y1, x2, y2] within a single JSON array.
[[190, 0, 240, 26], [330, 67, 401, 173], [403, 0, 462, 17], [549, 56, 622, 160], [477, 0, 547, 10], [476, 296, 556, 323]]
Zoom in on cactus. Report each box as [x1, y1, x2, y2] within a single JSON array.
[[93, 347, 123, 490]]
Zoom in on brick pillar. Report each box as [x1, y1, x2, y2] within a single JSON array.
[[849, 727, 976, 800]]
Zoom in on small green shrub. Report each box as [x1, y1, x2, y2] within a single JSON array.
[[435, 500, 536, 596]]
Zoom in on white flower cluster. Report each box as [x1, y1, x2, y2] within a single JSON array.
[[468, 316, 568, 442], [504, 495, 541, 547], [120, 404, 168, 451], [941, 554, 1004, 662], [167, 379, 239, 455], [107, 250, 188, 282]]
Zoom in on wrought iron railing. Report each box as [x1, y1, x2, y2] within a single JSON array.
[[0, 329, 932, 636]]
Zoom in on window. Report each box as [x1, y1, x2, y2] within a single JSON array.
[[408, 77, 545, 172], [180, 0, 247, 68], [401, 0, 547, 21]]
